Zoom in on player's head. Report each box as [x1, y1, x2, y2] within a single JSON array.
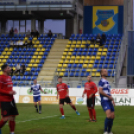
[[87, 75, 92, 82], [1, 64, 11, 75], [33, 79, 37, 84], [100, 69, 108, 77], [58, 76, 62, 83]]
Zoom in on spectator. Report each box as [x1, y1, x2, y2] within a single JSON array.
[[9, 27, 14, 37], [10, 67, 14, 76], [21, 64, 26, 75], [47, 30, 53, 38], [15, 63, 20, 75], [35, 30, 39, 38], [90, 37, 95, 44], [101, 33, 106, 42], [26, 30, 31, 37], [31, 30, 35, 37], [14, 28, 18, 34], [10, 41, 15, 48]]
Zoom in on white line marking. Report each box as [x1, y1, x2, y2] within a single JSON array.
[[16, 115, 58, 124]]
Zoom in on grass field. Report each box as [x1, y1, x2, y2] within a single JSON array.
[[1, 104, 134, 134]]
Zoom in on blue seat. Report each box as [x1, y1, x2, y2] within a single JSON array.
[[97, 69, 101, 72], [70, 72, 74, 77], [106, 57, 110, 60], [17, 76, 21, 80], [69, 38, 73, 41], [109, 45, 113, 49], [76, 34, 79, 38], [32, 76, 37, 81], [40, 59, 44, 64], [115, 41, 119, 45], [71, 69, 75, 72], [76, 69, 80, 72], [44, 52, 48, 56], [93, 52, 96, 56], [108, 49, 112, 52], [111, 41, 114, 45], [74, 48, 78, 52], [103, 64, 108, 68], [105, 60, 109, 64], [83, 48, 88, 52], [68, 64, 72, 68], [101, 56, 105, 60], [93, 64, 97, 68], [71, 34, 75, 38], [83, 38, 87, 41], [75, 72, 79, 77], [109, 60, 114, 64], [95, 60, 99, 64], [111, 57, 115, 60], [82, 52, 86, 56], [34, 72, 38, 76], [106, 42, 109, 45], [108, 69, 112, 73], [13, 81, 18, 86], [89, 48, 93, 51], [64, 72, 68, 77], [109, 64, 113, 69], [77, 52, 82, 56], [72, 64, 77, 68], [78, 64, 82, 68], [112, 52, 116, 56], [86, 72, 90, 76], [12, 76, 16, 81], [27, 76, 31, 81], [36, 68, 41, 72], [113, 49, 117, 52], [94, 48, 98, 52], [80, 72, 85, 77], [87, 52, 91, 56], [82, 69, 86, 72], [114, 45, 118, 49], [72, 52, 76, 56], [107, 52, 111, 56], [108, 73, 111, 77], [38, 64, 43, 68], [77, 85, 81, 88], [100, 60, 104, 64], [21, 76, 26, 81]]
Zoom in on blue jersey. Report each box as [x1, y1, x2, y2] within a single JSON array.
[[98, 78, 111, 103], [31, 84, 41, 96]]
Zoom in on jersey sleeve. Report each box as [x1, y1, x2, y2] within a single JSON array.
[[39, 85, 41, 89], [31, 86, 33, 90], [0, 77, 10, 95], [93, 83, 98, 94], [64, 84, 68, 90], [98, 80, 104, 88]]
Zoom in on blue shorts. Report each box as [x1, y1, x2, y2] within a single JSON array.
[[101, 101, 114, 112], [33, 95, 41, 102]]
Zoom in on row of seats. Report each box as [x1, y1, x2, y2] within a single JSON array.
[[0, 2, 14, 5], [30, 1, 71, 5]]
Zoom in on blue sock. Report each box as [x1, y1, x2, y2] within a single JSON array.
[[39, 105, 42, 111], [104, 118, 108, 132], [0, 129, 2, 134], [108, 119, 113, 133]]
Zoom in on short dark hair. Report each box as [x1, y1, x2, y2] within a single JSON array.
[[1, 64, 8, 71], [58, 76, 62, 79]]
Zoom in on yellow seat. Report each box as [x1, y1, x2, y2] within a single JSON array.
[[66, 56, 70, 60], [71, 45, 75, 48], [2, 59, 6, 63], [82, 41, 86, 45], [90, 45, 94, 48], [30, 59, 35, 63], [0, 56, 4, 59], [71, 56, 75, 60], [72, 41, 76, 45], [32, 41, 36, 44], [33, 38, 37, 41], [4, 56, 9, 59], [37, 48, 40, 52], [75, 60, 79, 64], [63, 52, 67, 56], [9, 48, 13, 51], [7, 52, 11, 55], [102, 52, 107, 56], [79, 60, 84, 64], [28, 64, 33, 67], [92, 69, 97, 72], [66, 45, 70, 48], [34, 52, 38, 56], [84, 60, 89, 64], [64, 60, 69, 64], [91, 56, 95, 60], [59, 60, 64, 64], [33, 64, 38, 68], [61, 69, 66, 72], [83, 64, 87, 68], [91, 72, 95, 77], [103, 48, 108, 52], [95, 44, 99, 48], [41, 48, 45, 52], [81, 45, 85, 48], [81, 56, 85, 60], [0, 63, 3, 67], [12, 67, 15, 71], [0, 59, 1, 62], [0, 71, 2, 75], [39, 52, 43, 56], [57, 69, 61, 72], [2, 52, 6, 56], [96, 56, 101, 60], [68, 52, 72, 56], [97, 52, 102, 56], [24, 37, 28, 41], [98, 48, 103, 52], [5, 48, 8, 51], [87, 40, 91, 44], [37, 56, 42, 59], [63, 64, 67, 68], [38, 44, 42, 48], [35, 59, 40, 64], [89, 60, 94, 64], [86, 56, 90, 60], [68, 41, 71, 45], [88, 64, 93, 68], [70, 60, 74, 63], [77, 41, 81, 45], [64, 48, 69, 52], [76, 56, 80, 60], [26, 68, 31, 71], [61, 56, 65, 60], [58, 64, 62, 68], [96, 72, 101, 77], [34, 44, 37, 48], [59, 72, 64, 76], [76, 45, 80, 48], [70, 48, 74, 52], [87, 69, 91, 72]]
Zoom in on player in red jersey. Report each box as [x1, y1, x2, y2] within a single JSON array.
[[82, 75, 98, 122], [0, 64, 19, 134], [56, 77, 80, 119]]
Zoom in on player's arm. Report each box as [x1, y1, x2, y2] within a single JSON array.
[[82, 84, 86, 98], [56, 86, 59, 99], [99, 87, 113, 101], [30, 87, 33, 93], [65, 84, 69, 97], [89, 83, 98, 98], [39, 85, 46, 94]]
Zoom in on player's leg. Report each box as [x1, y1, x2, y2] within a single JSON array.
[[34, 102, 38, 113], [38, 100, 42, 114], [91, 97, 96, 121], [9, 116, 15, 134], [59, 103, 65, 119], [87, 98, 94, 121]]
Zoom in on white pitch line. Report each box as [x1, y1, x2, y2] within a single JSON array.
[[16, 115, 58, 124]]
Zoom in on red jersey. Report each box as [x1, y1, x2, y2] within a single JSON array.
[[0, 74, 13, 102], [84, 81, 97, 98], [57, 83, 68, 99]]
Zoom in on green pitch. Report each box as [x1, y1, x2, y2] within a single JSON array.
[[1, 104, 134, 134]]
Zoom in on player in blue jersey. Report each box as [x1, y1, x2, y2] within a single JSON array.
[[98, 69, 115, 134], [30, 79, 45, 114]]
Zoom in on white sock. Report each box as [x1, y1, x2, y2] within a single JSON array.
[[62, 115, 64, 117], [11, 132, 14, 134]]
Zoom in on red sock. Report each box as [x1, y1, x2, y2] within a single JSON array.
[[92, 109, 96, 120], [88, 108, 93, 120], [9, 120, 15, 132], [0, 119, 7, 128], [60, 108, 64, 116], [71, 105, 76, 111]]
